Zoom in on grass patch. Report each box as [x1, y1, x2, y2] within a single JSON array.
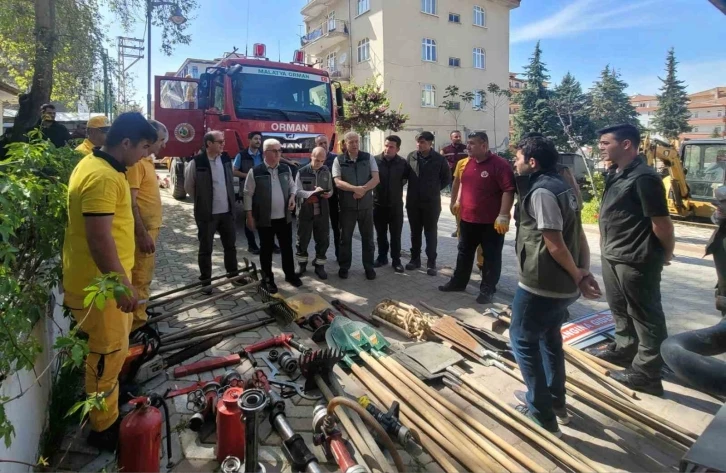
[[581, 199, 601, 224]]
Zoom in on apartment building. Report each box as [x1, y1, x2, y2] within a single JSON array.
[[508, 72, 525, 139], [300, 0, 520, 154], [630, 87, 726, 139]]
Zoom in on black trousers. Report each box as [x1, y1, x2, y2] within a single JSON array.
[[197, 212, 238, 281], [258, 218, 296, 282], [373, 205, 404, 264], [602, 258, 668, 378], [329, 193, 341, 259], [451, 221, 504, 293], [407, 206, 441, 266], [339, 208, 375, 271]]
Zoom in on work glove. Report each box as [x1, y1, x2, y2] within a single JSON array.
[[494, 214, 510, 235]]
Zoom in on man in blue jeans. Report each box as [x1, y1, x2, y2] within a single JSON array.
[[511, 135, 601, 436]]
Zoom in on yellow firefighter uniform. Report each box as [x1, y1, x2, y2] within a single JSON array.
[[127, 156, 163, 330], [62, 148, 135, 432], [453, 157, 484, 269], [75, 139, 94, 156]]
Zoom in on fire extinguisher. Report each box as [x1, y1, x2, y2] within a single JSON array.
[[119, 393, 173, 472], [216, 387, 246, 463]]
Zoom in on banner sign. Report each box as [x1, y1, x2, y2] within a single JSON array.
[[562, 309, 615, 347]]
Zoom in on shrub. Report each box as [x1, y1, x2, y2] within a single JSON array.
[[581, 199, 601, 224]]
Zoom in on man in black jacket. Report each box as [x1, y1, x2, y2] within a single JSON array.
[[36, 103, 71, 147], [405, 131, 451, 276], [184, 131, 239, 293], [374, 135, 409, 273], [318, 134, 341, 260], [234, 131, 264, 254]]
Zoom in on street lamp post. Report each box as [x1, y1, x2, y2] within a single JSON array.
[[146, 1, 187, 118]]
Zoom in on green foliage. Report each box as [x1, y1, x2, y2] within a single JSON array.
[[713, 128, 723, 138], [339, 79, 408, 134], [440, 85, 475, 131], [581, 199, 601, 224], [588, 66, 640, 132], [581, 171, 605, 203], [513, 42, 559, 142], [652, 48, 692, 140], [551, 73, 595, 151], [40, 362, 84, 461], [483, 83, 511, 150]]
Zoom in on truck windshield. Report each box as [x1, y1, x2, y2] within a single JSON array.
[[683, 143, 726, 199], [232, 66, 332, 123]]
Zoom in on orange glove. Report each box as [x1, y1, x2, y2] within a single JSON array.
[[494, 214, 510, 235]]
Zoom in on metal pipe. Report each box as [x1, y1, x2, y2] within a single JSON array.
[[239, 389, 269, 473], [151, 281, 260, 324], [149, 263, 252, 300], [148, 273, 249, 309], [160, 302, 273, 343], [158, 318, 274, 353], [272, 414, 325, 473]]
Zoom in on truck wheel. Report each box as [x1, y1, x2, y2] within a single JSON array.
[[170, 157, 187, 201]]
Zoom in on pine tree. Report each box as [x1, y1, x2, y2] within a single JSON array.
[[588, 66, 640, 133], [512, 42, 558, 141], [551, 72, 595, 151], [652, 48, 692, 140]]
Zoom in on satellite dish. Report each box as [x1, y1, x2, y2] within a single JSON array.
[[339, 53, 348, 64]]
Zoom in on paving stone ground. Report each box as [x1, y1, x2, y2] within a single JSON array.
[[55, 183, 724, 472]]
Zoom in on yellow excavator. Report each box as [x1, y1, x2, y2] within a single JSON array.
[[642, 134, 726, 219]]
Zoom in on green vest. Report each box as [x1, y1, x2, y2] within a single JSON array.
[[251, 163, 292, 227], [192, 152, 235, 222], [337, 152, 374, 211], [516, 171, 581, 295], [297, 163, 332, 221]]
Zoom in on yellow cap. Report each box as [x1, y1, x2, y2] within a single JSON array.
[[87, 115, 111, 129]]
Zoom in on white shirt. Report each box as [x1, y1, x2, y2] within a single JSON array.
[[243, 163, 298, 220], [183, 154, 230, 215], [331, 153, 379, 179]]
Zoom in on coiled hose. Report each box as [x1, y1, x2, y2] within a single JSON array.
[[327, 396, 406, 473], [661, 319, 726, 397]]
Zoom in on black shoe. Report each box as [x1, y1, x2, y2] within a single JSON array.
[[427, 266, 437, 276], [201, 284, 213, 295], [514, 404, 562, 438], [365, 268, 376, 280], [476, 291, 493, 304], [264, 279, 278, 294], [610, 368, 664, 396], [393, 262, 405, 273], [296, 263, 308, 277], [374, 258, 388, 268], [285, 276, 303, 288], [273, 244, 281, 254], [405, 258, 421, 270], [87, 418, 121, 451], [585, 342, 635, 367], [450, 231, 458, 238], [314, 265, 328, 280], [439, 281, 466, 292], [248, 247, 260, 255], [339, 269, 349, 279]]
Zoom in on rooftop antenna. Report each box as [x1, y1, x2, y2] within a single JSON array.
[[278, 40, 281, 62], [245, 0, 250, 56]]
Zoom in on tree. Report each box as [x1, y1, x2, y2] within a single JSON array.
[[338, 79, 408, 135], [481, 83, 511, 150], [440, 85, 474, 133], [712, 128, 723, 138], [652, 48, 692, 140], [588, 66, 640, 133], [512, 41, 558, 141]]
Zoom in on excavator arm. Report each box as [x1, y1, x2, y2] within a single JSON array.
[[642, 134, 692, 217]]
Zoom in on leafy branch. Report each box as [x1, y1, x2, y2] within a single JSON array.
[[338, 78, 409, 135], [440, 85, 475, 133]]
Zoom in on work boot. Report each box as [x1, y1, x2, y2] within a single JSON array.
[[610, 368, 664, 396], [87, 418, 122, 452], [285, 275, 304, 288], [201, 284, 213, 295], [338, 268, 349, 279], [314, 264, 328, 280], [585, 342, 635, 368], [427, 262, 437, 276], [296, 262, 308, 277], [476, 290, 494, 304], [438, 281, 466, 292], [263, 278, 278, 294], [405, 257, 421, 271], [374, 257, 388, 268], [365, 268, 377, 280], [392, 260, 405, 273], [514, 404, 562, 438], [247, 246, 260, 255], [514, 390, 570, 425]]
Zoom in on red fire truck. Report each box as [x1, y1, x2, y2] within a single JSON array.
[[154, 45, 344, 198]]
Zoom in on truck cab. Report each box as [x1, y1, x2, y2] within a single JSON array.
[[681, 139, 726, 208]]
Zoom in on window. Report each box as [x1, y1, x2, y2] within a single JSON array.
[[362, 133, 371, 152], [719, 110, 723, 117], [473, 89, 485, 110], [473, 6, 486, 26], [421, 84, 436, 107], [448, 57, 460, 67], [357, 38, 370, 62], [213, 74, 225, 110], [694, 127, 699, 132], [327, 11, 336, 32], [191, 66, 199, 78], [448, 13, 460, 23], [357, 0, 369, 16], [327, 52, 336, 72], [422, 38, 437, 62], [421, 0, 437, 15], [693, 112, 699, 118], [473, 47, 486, 69]]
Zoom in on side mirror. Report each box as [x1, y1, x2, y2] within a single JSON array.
[[197, 73, 211, 110], [335, 83, 345, 120]]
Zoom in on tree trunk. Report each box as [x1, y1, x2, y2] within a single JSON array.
[[492, 107, 498, 151], [10, 0, 56, 143]]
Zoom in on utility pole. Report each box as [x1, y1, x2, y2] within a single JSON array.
[[102, 50, 109, 116], [117, 36, 144, 110]]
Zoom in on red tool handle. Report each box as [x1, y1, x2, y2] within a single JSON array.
[[328, 434, 357, 473], [173, 354, 241, 378], [164, 376, 223, 398], [243, 333, 294, 354]]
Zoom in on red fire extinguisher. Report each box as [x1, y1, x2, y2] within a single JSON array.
[[119, 393, 173, 472], [216, 387, 246, 463]]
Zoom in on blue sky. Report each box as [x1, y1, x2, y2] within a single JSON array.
[[104, 0, 724, 110]]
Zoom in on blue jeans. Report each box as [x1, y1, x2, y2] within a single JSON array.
[[510, 287, 578, 422]]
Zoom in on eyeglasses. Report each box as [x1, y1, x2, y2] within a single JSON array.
[[268, 149, 282, 154], [213, 140, 225, 144]]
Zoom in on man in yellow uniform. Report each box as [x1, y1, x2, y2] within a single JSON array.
[[450, 156, 484, 270], [74, 115, 111, 156], [62, 112, 158, 451], [128, 120, 168, 330]]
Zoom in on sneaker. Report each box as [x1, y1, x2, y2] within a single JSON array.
[[514, 404, 562, 438], [585, 342, 635, 368], [314, 265, 328, 280], [87, 418, 121, 451], [427, 267, 437, 276], [248, 247, 260, 255], [392, 262, 405, 273], [514, 390, 570, 425], [476, 291, 493, 304], [338, 269, 349, 279], [405, 258, 421, 270], [438, 281, 466, 292], [374, 258, 389, 268], [365, 268, 377, 280], [285, 276, 303, 288], [610, 368, 664, 396]]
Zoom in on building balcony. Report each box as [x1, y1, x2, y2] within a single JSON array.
[[301, 0, 334, 19], [301, 19, 349, 54], [320, 65, 350, 82]]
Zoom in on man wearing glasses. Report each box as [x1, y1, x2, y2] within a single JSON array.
[[184, 130, 240, 293]]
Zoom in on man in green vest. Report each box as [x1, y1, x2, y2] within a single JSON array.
[[332, 131, 380, 280], [511, 135, 600, 437]]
